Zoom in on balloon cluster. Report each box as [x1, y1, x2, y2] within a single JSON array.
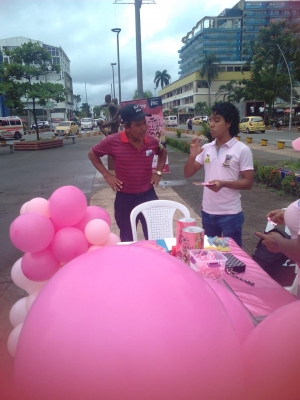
[[8, 185, 119, 357]]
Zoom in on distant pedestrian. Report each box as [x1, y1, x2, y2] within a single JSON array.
[[276, 119, 283, 130], [187, 118, 193, 131]]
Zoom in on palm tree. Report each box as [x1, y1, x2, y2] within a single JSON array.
[[216, 80, 237, 102], [154, 70, 171, 89], [227, 87, 247, 103], [132, 89, 153, 99], [194, 101, 207, 119], [199, 54, 220, 107]]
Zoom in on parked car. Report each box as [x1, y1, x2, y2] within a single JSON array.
[[163, 116, 178, 127], [81, 118, 94, 130], [0, 116, 23, 140], [54, 121, 79, 136], [201, 116, 209, 123], [192, 116, 202, 125], [239, 116, 265, 134], [31, 121, 50, 130]]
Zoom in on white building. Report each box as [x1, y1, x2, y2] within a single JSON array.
[[0, 37, 74, 126]]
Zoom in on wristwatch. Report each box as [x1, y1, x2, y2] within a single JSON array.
[[155, 170, 162, 176]]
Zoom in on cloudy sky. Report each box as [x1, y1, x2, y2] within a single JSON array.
[[1, 0, 238, 106]]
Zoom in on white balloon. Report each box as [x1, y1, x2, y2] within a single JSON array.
[[11, 258, 47, 294], [9, 297, 28, 327], [26, 289, 41, 311], [20, 202, 29, 215], [26, 197, 50, 217], [7, 323, 23, 358]]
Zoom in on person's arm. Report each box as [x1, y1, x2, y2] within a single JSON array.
[[151, 146, 167, 186], [207, 170, 254, 192], [255, 232, 300, 264], [266, 209, 285, 225], [184, 137, 204, 178], [88, 149, 123, 191]]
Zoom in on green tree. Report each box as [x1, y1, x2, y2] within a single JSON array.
[[132, 89, 153, 99], [0, 42, 67, 140], [93, 105, 101, 118], [238, 21, 300, 121], [194, 101, 208, 118], [154, 70, 171, 89], [199, 54, 220, 107], [216, 80, 237, 102], [80, 102, 91, 117], [73, 94, 81, 115]]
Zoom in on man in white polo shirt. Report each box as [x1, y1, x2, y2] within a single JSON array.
[[184, 102, 254, 247]]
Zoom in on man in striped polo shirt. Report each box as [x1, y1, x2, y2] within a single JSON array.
[[88, 103, 167, 242]]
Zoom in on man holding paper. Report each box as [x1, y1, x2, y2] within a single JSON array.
[[184, 102, 254, 247]]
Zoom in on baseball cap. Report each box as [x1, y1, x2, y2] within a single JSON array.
[[120, 104, 151, 122]]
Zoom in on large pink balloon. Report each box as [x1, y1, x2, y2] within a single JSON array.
[[21, 248, 60, 282], [242, 301, 300, 400], [26, 197, 50, 217], [14, 246, 245, 400], [51, 227, 89, 263], [48, 186, 87, 229], [10, 213, 55, 253], [206, 279, 255, 344], [84, 219, 110, 245], [74, 206, 111, 231], [11, 258, 47, 294]]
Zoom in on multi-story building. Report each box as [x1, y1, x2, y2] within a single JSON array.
[[160, 0, 300, 118], [0, 37, 74, 126]]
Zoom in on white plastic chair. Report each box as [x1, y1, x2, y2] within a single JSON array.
[[130, 200, 190, 241], [264, 208, 298, 296]]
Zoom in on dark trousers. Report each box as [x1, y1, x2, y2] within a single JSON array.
[[114, 187, 158, 242]]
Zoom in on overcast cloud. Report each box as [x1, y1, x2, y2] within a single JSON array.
[[1, 0, 238, 106]]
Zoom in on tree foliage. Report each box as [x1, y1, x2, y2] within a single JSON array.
[[238, 21, 300, 120], [80, 102, 91, 117], [73, 94, 81, 115], [132, 89, 153, 99], [154, 70, 171, 89], [199, 54, 220, 107], [0, 41, 67, 140]]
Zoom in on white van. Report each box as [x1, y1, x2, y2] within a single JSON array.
[[164, 115, 177, 127], [0, 116, 24, 140], [81, 118, 94, 130]]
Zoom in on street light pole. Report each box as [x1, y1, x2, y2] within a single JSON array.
[[111, 28, 121, 104], [276, 43, 293, 131], [135, 0, 143, 99], [111, 63, 116, 99], [85, 82, 88, 117]]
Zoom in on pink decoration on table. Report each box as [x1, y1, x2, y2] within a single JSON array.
[[48, 186, 87, 229], [84, 219, 110, 245], [10, 213, 55, 253], [14, 246, 245, 400], [51, 227, 89, 263], [21, 247, 60, 282], [74, 205, 111, 231]]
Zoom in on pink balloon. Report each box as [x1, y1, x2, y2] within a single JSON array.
[[51, 227, 89, 263], [20, 202, 28, 215], [103, 233, 120, 246], [21, 248, 60, 282], [7, 323, 23, 358], [10, 213, 55, 253], [26, 197, 50, 217], [14, 247, 245, 400], [87, 245, 103, 252], [242, 301, 300, 400], [48, 186, 87, 229], [11, 258, 47, 294], [84, 219, 110, 245], [206, 279, 255, 344], [74, 206, 111, 231], [9, 297, 28, 327]]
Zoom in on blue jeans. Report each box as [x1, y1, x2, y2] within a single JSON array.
[[201, 211, 244, 247]]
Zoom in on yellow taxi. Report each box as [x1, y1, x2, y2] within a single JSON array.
[[54, 121, 79, 137], [239, 116, 265, 134], [192, 116, 202, 125]]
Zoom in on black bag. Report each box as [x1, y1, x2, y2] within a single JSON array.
[[252, 228, 291, 280]]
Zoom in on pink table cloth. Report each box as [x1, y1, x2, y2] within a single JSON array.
[[220, 239, 297, 318]]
